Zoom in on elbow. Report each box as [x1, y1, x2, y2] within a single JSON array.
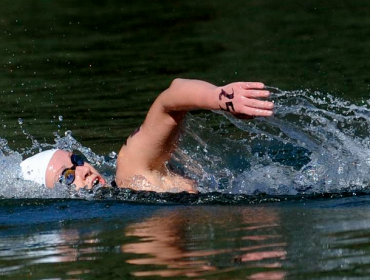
[[168, 78, 186, 91], [158, 78, 187, 113]]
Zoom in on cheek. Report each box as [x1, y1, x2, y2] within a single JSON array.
[[73, 176, 87, 188], [74, 174, 86, 184], [75, 174, 82, 180]]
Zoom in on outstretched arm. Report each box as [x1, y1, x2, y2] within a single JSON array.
[[115, 79, 273, 188], [158, 78, 273, 117]]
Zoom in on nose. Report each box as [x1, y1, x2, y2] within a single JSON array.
[[75, 165, 92, 183]]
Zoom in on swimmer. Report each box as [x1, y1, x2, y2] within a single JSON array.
[[20, 79, 274, 193]]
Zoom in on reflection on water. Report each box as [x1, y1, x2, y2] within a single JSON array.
[[0, 228, 98, 275], [0, 203, 287, 279], [119, 207, 286, 278], [3, 199, 370, 279]]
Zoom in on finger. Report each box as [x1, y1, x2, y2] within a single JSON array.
[[242, 107, 273, 117], [240, 82, 265, 90], [244, 90, 270, 98], [243, 98, 274, 110]]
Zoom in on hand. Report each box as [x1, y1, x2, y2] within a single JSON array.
[[216, 82, 273, 118]]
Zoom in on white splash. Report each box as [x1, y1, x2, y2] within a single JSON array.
[[2, 88, 370, 198]]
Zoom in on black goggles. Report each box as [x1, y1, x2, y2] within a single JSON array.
[[59, 154, 85, 185]]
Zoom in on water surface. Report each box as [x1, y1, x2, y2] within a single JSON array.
[[1, 0, 370, 279], [2, 197, 370, 279]]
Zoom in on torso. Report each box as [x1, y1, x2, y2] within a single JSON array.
[[116, 168, 197, 193]]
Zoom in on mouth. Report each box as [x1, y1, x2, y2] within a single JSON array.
[[91, 175, 106, 188], [93, 177, 100, 187]]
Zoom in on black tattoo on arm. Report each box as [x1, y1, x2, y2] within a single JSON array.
[[219, 88, 235, 112], [219, 89, 234, 100], [219, 101, 235, 112]]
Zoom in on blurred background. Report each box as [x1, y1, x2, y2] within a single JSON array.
[[1, 0, 369, 154]]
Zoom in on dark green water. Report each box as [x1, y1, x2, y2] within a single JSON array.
[[1, 0, 370, 279], [2, 0, 370, 151]]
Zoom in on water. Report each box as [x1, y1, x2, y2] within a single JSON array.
[[1, 0, 370, 278], [174, 89, 370, 197], [2, 198, 370, 279], [2, 88, 370, 199]]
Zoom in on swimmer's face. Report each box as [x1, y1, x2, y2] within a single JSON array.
[[45, 150, 106, 189]]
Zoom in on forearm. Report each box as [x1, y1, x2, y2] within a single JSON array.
[[156, 78, 273, 118], [158, 78, 220, 112]]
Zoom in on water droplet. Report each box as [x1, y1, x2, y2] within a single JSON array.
[[18, 118, 23, 125], [65, 130, 72, 136], [58, 115, 63, 121], [109, 151, 117, 159]]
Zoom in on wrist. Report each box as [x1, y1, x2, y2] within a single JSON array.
[[209, 86, 221, 110]]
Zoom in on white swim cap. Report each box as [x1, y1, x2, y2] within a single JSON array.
[[20, 149, 58, 186]]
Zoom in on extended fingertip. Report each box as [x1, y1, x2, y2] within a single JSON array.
[[253, 82, 265, 89], [259, 109, 273, 117]]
